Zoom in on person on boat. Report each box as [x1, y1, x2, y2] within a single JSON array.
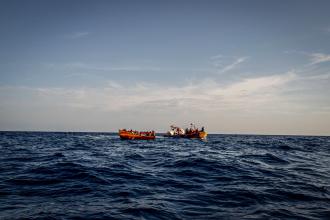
[[201, 126, 204, 132]]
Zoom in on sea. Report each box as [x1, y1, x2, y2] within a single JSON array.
[[0, 132, 329, 219]]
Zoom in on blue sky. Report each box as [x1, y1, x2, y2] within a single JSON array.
[[1, 0, 330, 135]]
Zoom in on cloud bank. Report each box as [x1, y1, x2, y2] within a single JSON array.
[[2, 70, 329, 135]]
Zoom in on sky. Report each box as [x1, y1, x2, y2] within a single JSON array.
[[0, 0, 330, 135]]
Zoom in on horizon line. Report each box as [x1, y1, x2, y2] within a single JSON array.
[[0, 130, 329, 137]]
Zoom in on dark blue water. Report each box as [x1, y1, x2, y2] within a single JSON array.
[[0, 132, 329, 219]]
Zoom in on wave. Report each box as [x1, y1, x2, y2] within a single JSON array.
[[0, 132, 329, 219]]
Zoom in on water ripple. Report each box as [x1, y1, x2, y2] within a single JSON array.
[[0, 132, 329, 219]]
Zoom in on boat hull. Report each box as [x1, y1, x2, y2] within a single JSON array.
[[198, 131, 207, 139], [164, 131, 207, 139], [119, 130, 155, 140]]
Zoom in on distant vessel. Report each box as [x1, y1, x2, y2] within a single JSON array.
[[119, 129, 155, 140], [165, 124, 207, 139]]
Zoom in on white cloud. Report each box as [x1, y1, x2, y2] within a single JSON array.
[[282, 51, 330, 66], [309, 53, 330, 65], [211, 55, 248, 74], [0, 72, 297, 113], [212, 71, 296, 96]]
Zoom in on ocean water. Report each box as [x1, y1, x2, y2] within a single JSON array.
[[0, 132, 329, 219]]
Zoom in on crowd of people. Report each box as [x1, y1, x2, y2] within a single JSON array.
[[168, 124, 205, 136], [121, 129, 155, 137], [185, 126, 204, 134]]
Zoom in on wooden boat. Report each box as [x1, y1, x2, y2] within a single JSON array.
[[184, 131, 207, 139], [119, 129, 155, 140], [164, 124, 207, 139]]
